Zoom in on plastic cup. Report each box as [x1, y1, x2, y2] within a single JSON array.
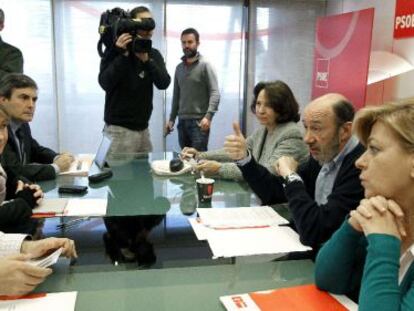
[[196, 177, 215, 203]]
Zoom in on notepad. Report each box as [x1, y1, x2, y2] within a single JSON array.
[[189, 206, 310, 258], [220, 284, 358, 311], [33, 198, 107, 217], [59, 154, 94, 176]]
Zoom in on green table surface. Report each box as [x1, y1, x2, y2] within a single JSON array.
[[36, 259, 314, 311], [40, 152, 260, 217], [38, 152, 293, 271]]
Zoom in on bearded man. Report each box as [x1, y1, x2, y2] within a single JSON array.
[[165, 28, 220, 151]]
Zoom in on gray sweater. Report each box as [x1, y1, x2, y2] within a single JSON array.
[[169, 54, 220, 122], [199, 122, 308, 181]]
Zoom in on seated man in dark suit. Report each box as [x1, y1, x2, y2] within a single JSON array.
[[0, 105, 43, 234], [224, 93, 365, 252], [0, 73, 74, 181]]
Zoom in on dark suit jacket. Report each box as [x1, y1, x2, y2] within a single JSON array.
[[2, 123, 57, 181], [238, 143, 365, 250], [0, 161, 34, 234], [0, 36, 23, 80]]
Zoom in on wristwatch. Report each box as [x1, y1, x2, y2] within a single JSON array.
[[283, 172, 303, 186]]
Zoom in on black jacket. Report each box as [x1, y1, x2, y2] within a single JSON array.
[[0, 163, 33, 233], [2, 123, 57, 182], [0, 36, 23, 80], [238, 143, 365, 249], [98, 48, 171, 131]]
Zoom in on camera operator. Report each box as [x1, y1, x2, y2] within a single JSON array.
[[98, 6, 170, 154]]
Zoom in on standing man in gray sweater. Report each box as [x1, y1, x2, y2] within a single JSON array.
[[165, 28, 220, 151]]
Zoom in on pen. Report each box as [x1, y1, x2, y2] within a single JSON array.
[[214, 225, 270, 230], [0, 293, 47, 300], [32, 212, 57, 218], [196, 218, 271, 230]]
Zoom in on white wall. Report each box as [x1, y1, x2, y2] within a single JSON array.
[[246, 0, 326, 135], [327, 0, 414, 105]]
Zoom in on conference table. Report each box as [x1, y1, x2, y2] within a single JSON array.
[[41, 152, 263, 217], [35, 259, 314, 311], [35, 152, 310, 310], [40, 152, 290, 268]]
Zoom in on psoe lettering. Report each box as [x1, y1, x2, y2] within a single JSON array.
[[395, 14, 414, 29]]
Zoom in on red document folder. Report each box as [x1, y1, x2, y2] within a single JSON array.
[[220, 284, 357, 310]]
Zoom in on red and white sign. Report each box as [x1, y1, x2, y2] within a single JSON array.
[[311, 8, 374, 110], [394, 0, 414, 38]]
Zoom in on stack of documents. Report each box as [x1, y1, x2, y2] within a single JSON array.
[[29, 248, 63, 268], [220, 284, 358, 311], [189, 206, 311, 258], [0, 249, 76, 311], [59, 154, 94, 176], [33, 198, 107, 217], [197, 206, 289, 228], [0, 292, 77, 311]]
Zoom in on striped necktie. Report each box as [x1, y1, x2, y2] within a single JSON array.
[[15, 128, 26, 164], [0, 164, 7, 203]]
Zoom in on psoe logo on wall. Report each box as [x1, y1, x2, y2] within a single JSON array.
[[315, 58, 330, 89], [394, 0, 414, 38]]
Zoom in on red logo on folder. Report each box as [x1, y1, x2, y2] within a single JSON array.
[[231, 296, 247, 308]]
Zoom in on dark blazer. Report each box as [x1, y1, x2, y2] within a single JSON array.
[[238, 143, 365, 249], [2, 123, 57, 182], [0, 36, 23, 80], [0, 162, 34, 234]]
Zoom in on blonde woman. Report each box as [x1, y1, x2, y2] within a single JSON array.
[[315, 100, 414, 310]]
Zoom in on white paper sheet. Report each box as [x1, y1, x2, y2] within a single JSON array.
[[207, 226, 311, 258], [188, 218, 212, 240], [197, 206, 289, 229], [33, 199, 68, 215], [59, 154, 94, 176], [0, 292, 77, 311], [65, 199, 107, 216]]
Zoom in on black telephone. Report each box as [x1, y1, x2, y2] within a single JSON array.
[[58, 185, 88, 194], [88, 169, 113, 183]]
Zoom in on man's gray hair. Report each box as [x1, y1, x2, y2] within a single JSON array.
[[0, 9, 4, 25]]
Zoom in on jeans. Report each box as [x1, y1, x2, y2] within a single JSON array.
[[177, 119, 209, 151]]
